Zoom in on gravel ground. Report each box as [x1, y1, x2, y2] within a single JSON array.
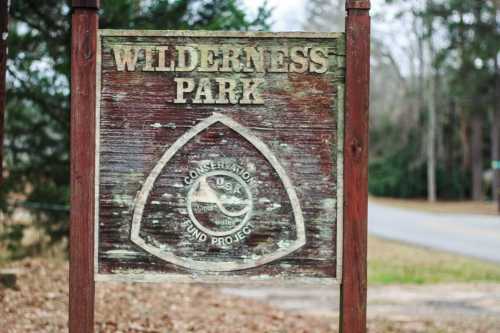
[[224, 284, 500, 332], [1, 258, 500, 332]]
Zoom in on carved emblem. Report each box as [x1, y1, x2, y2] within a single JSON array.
[[186, 170, 253, 240], [130, 113, 306, 271]]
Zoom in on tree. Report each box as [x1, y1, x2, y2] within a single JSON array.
[[425, 28, 437, 203], [428, 0, 499, 201], [367, 1, 443, 201], [492, 2, 500, 211], [1, 0, 271, 252], [370, 0, 499, 204], [423, 0, 438, 202], [303, 0, 344, 32]]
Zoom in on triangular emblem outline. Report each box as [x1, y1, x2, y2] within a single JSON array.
[[130, 113, 306, 272]]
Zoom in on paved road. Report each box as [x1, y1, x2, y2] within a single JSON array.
[[223, 202, 500, 321], [368, 201, 500, 263]]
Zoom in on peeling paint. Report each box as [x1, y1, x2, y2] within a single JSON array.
[[95, 30, 345, 284], [150, 122, 176, 129]]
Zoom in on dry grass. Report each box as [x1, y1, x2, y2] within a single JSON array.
[[2, 257, 500, 332], [368, 236, 500, 284], [370, 196, 499, 216], [1, 258, 335, 333]]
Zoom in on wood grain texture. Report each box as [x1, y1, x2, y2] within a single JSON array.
[[0, 0, 8, 182], [341, 2, 370, 333], [69, 9, 97, 333], [96, 32, 345, 283]]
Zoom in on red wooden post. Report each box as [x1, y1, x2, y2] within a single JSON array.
[[69, 1, 99, 332], [0, 0, 8, 182], [341, 1, 370, 332]]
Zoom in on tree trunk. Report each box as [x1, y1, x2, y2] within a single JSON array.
[[426, 77, 437, 202], [459, 107, 471, 172], [493, 54, 500, 212], [471, 113, 483, 201], [492, 108, 499, 207], [425, 8, 437, 202], [0, 0, 8, 182]]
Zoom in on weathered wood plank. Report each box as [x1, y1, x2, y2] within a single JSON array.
[[341, 1, 370, 332], [69, 7, 98, 333], [96, 32, 345, 284]]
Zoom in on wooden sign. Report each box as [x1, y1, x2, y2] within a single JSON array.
[[69, 1, 370, 332], [95, 31, 345, 283]]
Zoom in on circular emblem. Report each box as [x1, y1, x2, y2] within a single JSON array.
[[130, 114, 306, 271], [187, 170, 253, 237]]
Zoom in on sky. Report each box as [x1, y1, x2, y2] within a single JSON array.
[[242, 0, 419, 76], [242, 0, 388, 32], [242, 0, 307, 31], [242, 0, 394, 31]]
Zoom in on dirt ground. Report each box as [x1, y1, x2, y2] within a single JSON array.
[[224, 284, 500, 333], [2, 258, 500, 332]]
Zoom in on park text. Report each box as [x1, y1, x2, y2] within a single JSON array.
[[111, 44, 330, 105]]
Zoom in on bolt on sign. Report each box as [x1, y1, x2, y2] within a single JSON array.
[[95, 31, 345, 283]]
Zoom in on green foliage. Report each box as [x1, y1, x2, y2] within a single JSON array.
[[425, 0, 499, 113], [436, 168, 470, 200], [369, 117, 470, 200], [372, 0, 499, 201], [0, 224, 26, 260], [1, 0, 271, 252], [370, 158, 471, 200], [369, 126, 427, 198], [100, 0, 271, 31]]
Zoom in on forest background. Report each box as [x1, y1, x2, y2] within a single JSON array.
[[1, 0, 499, 258]]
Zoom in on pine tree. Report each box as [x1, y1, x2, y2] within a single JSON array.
[[1, 0, 271, 251]]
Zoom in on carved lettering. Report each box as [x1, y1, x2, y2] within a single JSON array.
[[193, 78, 215, 104], [309, 47, 329, 73], [142, 46, 156, 72], [110, 44, 330, 104], [269, 47, 288, 73], [243, 47, 264, 73], [112, 46, 139, 71], [220, 46, 241, 72], [240, 78, 265, 104], [176, 46, 198, 72], [111, 44, 331, 75], [174, 78, 195, 103], [290, 47, 309, 73], [156, 46, 174, 71], [215, 78, 237, 104], [199, 45, 220, 72], [173, 78, 264, 104]]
